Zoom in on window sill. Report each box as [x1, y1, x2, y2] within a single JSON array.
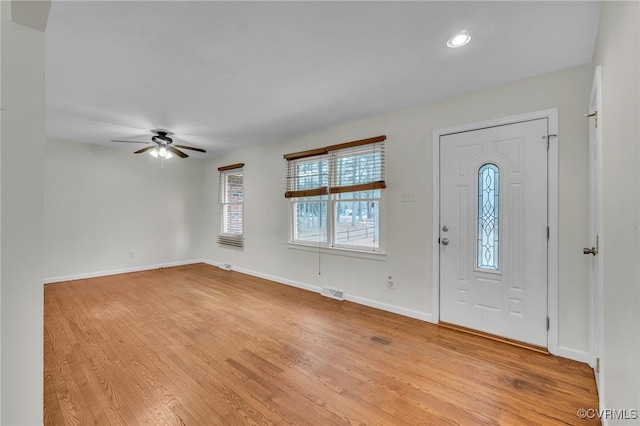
[[287, 242, 387, 261]]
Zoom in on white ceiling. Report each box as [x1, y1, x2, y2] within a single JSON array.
[[45, 1, 602, 158]]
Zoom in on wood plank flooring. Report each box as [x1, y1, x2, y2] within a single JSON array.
[[44, 263, 599, 425]]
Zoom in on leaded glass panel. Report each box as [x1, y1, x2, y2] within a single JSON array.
[[477, 164, 499, 270]]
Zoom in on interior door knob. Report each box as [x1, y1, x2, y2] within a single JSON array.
[[583, 247, 598, 256], [441, 238, 449, 246]]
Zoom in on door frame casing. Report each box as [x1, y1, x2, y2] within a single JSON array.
[[431, 108, 559, 355]]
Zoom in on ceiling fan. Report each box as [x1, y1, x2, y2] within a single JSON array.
[[111, 130, 206, 159]]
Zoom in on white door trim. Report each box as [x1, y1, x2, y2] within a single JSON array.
[[432, 108, 559, 355]]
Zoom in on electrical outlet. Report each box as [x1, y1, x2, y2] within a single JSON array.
[[387, 275, 394, 289]]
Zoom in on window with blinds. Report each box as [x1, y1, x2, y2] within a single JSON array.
[[218, 163, 244, 248], [284, 136, 386, 251]]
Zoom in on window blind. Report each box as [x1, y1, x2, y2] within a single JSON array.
[[284, 135, 386, 198], [328, 138, 386, 194], [284, 153, 329, 198]]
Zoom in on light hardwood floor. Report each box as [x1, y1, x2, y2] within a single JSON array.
[[44, 263, 599, 425]]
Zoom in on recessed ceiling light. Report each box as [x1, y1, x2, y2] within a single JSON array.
[[447, 33, 471, 48]]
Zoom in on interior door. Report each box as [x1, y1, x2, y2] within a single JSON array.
[[439, 119, 549, 347], [587, 66, 603, 389]]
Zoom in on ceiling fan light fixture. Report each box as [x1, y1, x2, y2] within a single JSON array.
[[447, 32, 471, 48], [149, 147, 173, 159], [114, 130, 204, 160]]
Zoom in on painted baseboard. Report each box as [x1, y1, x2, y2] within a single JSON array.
[[202, 259, 433, 324], [43, 259, 204, 284], [346, 294, 433, 322], [228, 265, 323, 294], [558, 346, 591, 364], [201, 259, 321, 293]]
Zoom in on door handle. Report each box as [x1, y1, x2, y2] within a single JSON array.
[[583, 235, 599, 256], [441, 238, 449, 246]]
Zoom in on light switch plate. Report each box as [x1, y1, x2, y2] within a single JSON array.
[[401, 191, 416, 202]]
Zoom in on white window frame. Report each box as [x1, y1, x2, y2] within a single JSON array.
[[331, 193, 383, 251], [290, 193, 386, 253], [218, 165, 244, 247], [288, 149, 386, 254]]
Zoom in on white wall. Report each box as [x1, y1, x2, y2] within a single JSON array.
[[0, 0, 46, 423], [592, 1, 640, 423], [44, 139, 205, 281], [202, 64, 592, 355]]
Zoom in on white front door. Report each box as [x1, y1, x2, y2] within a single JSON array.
[[439, 119, 549, 347]]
